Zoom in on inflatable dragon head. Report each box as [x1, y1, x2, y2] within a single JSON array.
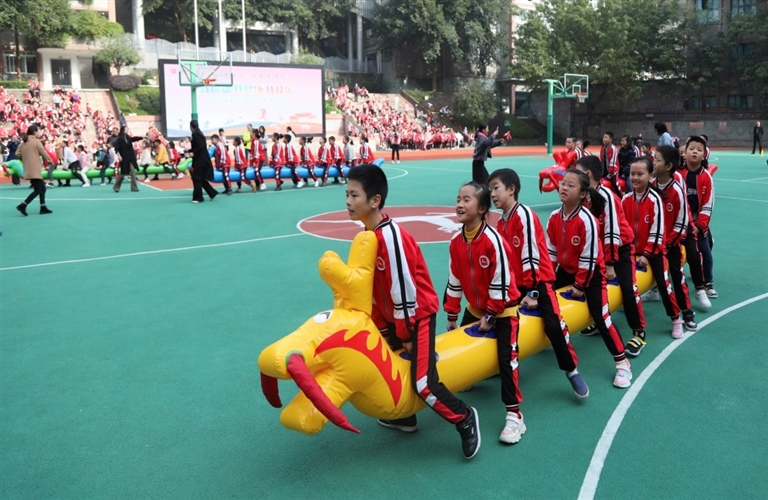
[[258, 231, 414, 435]]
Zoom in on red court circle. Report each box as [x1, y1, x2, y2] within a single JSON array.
[[298, 205, 501, 243]]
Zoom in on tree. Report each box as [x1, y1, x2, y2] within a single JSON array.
[[453, 80, 498, 124], [72, 10, 124, 40], [373, 0, 511, 91], [95, 34, 142, 75], [512, 0, 684, 137], [728, 3, 768, 105]]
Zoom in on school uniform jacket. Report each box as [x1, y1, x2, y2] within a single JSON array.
[[546, 206, 604, 291], [284, 144, 297, 166], [270, 143, 286, 166], [317, 144, 330, 165], [595, 185, 634, 265], [622, 189, 665, 258], [214, 143, 230, 168], [372, 216, 439, 341], [300, 144, 315, 165], [444, 221, 520, 321], [653, 178, 689, 247], [251, 140, 266, 163], [496, 203, 556, 291], [330, 143, 345, 164], [233, 145, 246, 168], [684, 167, 714, 232], [600, 144, 619, 176]]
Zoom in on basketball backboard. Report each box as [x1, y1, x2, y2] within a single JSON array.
[[177, 50, 234, 88]]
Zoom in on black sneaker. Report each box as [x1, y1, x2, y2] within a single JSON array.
[[378, 415, 418, 433], [40, 206, 52, 215], [16, 204, 28, 216], [456, 407, 481, 459], [683, 310, 698, 331], [625, 334, 647, 357], [581, 325, 598, 336]]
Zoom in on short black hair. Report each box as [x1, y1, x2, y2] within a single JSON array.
[[347, 164, 388, 209], [631, 156, 654, 174], [655, 145, 680, 171], [686, 135, 707, 149], [488, 168, 521, 197], [575, 154, 602, 180], [604, 131, 614, 139]]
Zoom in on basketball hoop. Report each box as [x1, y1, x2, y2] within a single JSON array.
[[576, 92, 587, 104], [202, 78, 217, 86]]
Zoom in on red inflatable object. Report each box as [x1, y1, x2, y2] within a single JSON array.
[[538, 150, 577, 192]]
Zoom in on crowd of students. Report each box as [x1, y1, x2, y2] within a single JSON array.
[[340, 128, 717, 459]]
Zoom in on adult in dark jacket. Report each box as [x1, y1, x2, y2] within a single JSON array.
[[190, 119, 218, 203], [472, 124, 505, 184], [753, 121, 763, 155], [113, 126, 143, 192]]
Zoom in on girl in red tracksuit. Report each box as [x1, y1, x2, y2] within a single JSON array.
[[269, 133, 286, 191], [251, 130, 266, 191], [359, 134, 375, 164], [622, 157, 683, 340], [489, 168, 587, 399], [546, 169, 632, 389], [653, 146, 697, 332], [443, 182, 525, 445], [167, 141, 181, 178], [211, 134, 231, 194], [299, 136, 319, 187], [232, 136, 255, 193], [317, 136, 332, 186], [328, 136, 347, 184], [283, 134, 303, 188]]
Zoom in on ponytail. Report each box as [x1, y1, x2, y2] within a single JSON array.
[[22, 124, 40, 142], [586, 187, 605, 218]]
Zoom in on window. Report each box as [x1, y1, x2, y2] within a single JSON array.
[[730, 43, 755, 71], [695, 0, 720, 22], [3, 52, 38, 75], [731, 0, 757, 18], [691, 96, 718, 110], [727, 95, 753, 110]]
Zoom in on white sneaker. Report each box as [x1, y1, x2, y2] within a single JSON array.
[[46, 182, 55, 187], [259, 183, 266, 191], [143, 178, 150, 183], [314, 180, 320, 187], [641, 287, 660, 302], [178, 172, 185, 178], [613, 361, 632, 388], [671, 318, 684, 339], [297, 180, 305, 188], [695, 289, 712, 310], [499, 412, 526, 444], [705, 285, 718, 299], [82, 183, 90, 187], [340, 178, 347, 184]]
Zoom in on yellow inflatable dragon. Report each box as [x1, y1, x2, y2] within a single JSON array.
[[258, 231, 656, 435]]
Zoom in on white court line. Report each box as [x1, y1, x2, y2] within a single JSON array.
[[716, 195, 768, 203], [0, 233, 304, 272], [577, 292, 768, 500], [714, 177, 768, 184], [741, 176, 768, 182], [399, 164, 539, 179]]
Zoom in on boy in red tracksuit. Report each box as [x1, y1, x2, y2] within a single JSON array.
[[600, 131, 619, 178], [444, 182, 526, 445], [317, 136, 332, 187], [269, 133, 287, 191], [211, 134, 231, 194], [346, 165, 482, 460], [575, 156, 646, 356], [299, 136, 320, 187], [283, 134, 304, 188], [488, 168, 588, 399], [623, 157, 683, 340], [359, 134, 375, 164], [251, 130, 267, 191], [653, 146, 697, 332], [233, 136, 255, 193], [547, 169, 631, 388], [328, 136, 347, 184]]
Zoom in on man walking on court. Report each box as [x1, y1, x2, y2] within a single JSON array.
[[753, 121, 763, 155]]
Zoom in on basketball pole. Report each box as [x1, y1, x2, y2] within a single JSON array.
[[544, 79, 557, 155]]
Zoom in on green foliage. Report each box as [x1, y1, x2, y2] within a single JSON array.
[[110, 75, 142, 91], [513, 0, 683, 105], [404, 90, 437, 103], [0, 0, 73, 48], [503, 114, 539, 140], [0, 80, 30, 89], [325, 99, 337, 114], [95, 34, 142, 75], [452, 81, 498, 124], [373, 0, 511, 90], [71, 10, 124, 40], [114, 87, 161, 115], [291, 51, 324, 66], [728, 3, 768, 104]]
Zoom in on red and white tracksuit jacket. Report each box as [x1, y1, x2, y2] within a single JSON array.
[[444, 222, 520, 321], [546, 206, 604, 291], [653, 177, 689, 247], [359, 142, 375, 163], [270, 142, 285, 167], [300, 144, 316, 165], [371, 216, 439, 341], [317, 144, 330, 166], [330, 143, 345, 164], [622, 188, 665, 258], [214, 143, 230, 168], [233, 145, 247, 168], [595, 185, 634, 265], [496, 203, 556, 290], [600, 144, 619, 176], [251, 140, 266, 165], [168, 147, 180, 166], [284, 144, 297, 166], [684, 166, 714, 233]]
